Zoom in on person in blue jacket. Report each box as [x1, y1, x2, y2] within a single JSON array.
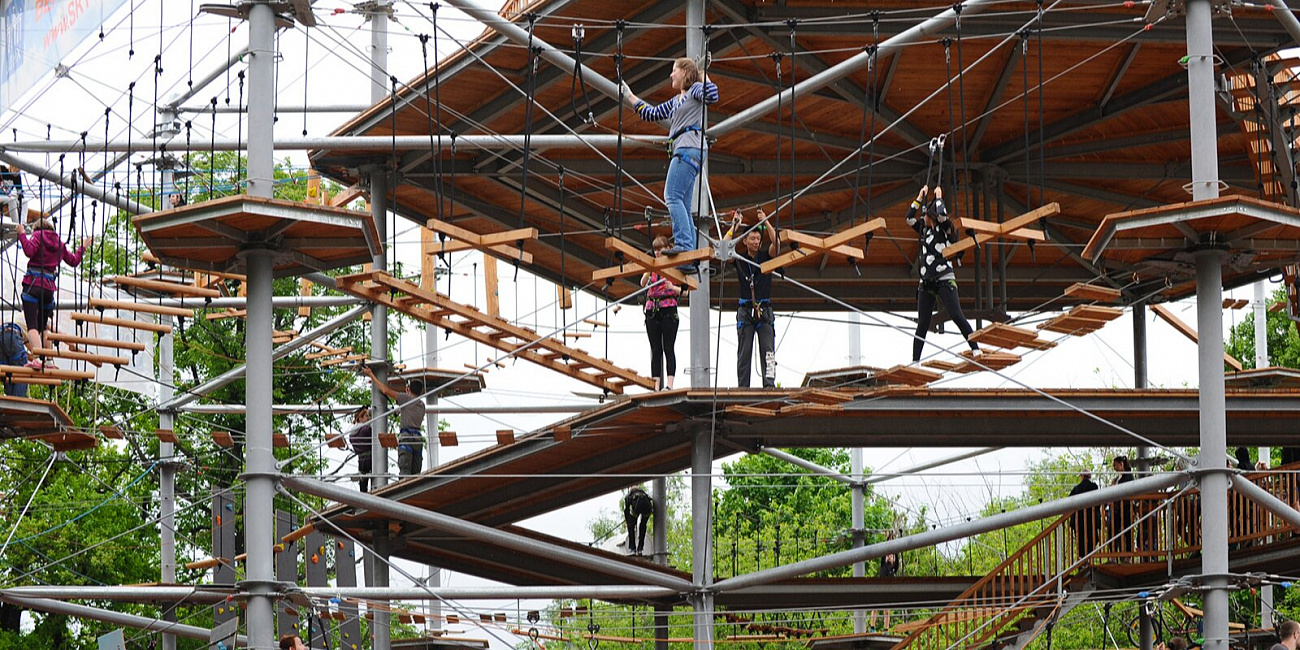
[[623, 57, 719, 265]]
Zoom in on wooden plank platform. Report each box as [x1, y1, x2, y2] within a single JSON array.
[[1037, 304, 1123, 336], [31, 348, 128, 366], [968, 323, 1057, 351], [759, 218, 885, 274], [71, 312, 172, 334], [424, 220, 536, 264], [1063, 282, 1122, 303], [335, 271, 656, 394], [949, 350, 1022, 374], [0, 396, 76, 442], [874, 364, 943, 387], [944, 203, 1059, 259], [89, 297, 193, 319], [45, 332, 147, 352], [110, 275, 221, 298]]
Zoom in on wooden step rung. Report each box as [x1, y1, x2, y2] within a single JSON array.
[[212, 430, 235, 447], [45, 332, 147, 352], [71, 312, 172, 334], [111, 275, 221, 298], [89, 297, 193, 318], [1062, 282, 1122, 303], [304, 347, 350, 360], [32, 348, 128, 366], [0, 364, 96, 380]]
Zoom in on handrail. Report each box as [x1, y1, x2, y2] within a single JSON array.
[[892, 465, 1300, 650]]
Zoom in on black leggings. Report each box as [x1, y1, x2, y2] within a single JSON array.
[[913, 279, 977, 362], [645, 307, 679, 386], [21, 284, 55, 333]]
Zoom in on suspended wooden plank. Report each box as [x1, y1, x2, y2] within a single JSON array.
[[212, 430, 235, 447], [89, 297, 193, 319], [46, 332, 146, 352], [71, 312, 172, 334], [496, 429, 515, 445], [551, 425, 571, 442], [335, 270, 656, 393], [205, 309, 246, 321], [944, 203, 1060, 259], [1151, 304, 1244, 371], [874, 364, 943, 387], [110, 275, 221, 298], [483, 254, 500, 319], [921, 359, 961, 372], [424, 220, 536, 264], [438, 430, 458, 446], [1063, 282, 1122, 303], [950, 350, 1021, 374], [557, 285, 573, 310], [0, 365, 96, 380], [595, 237, 704, 289], [304, 347, 351, 360], [99, 425, 124, 439], [759, 218, 885, 274], [320, 354, 368, 367], [31, 347, 128, 366], [298, 278, 314, 318], [1222, 298, 1249, 310], [156, 428, 178, 443], [968, 323, 1057, 351]]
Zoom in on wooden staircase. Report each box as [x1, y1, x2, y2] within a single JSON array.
[[334, 270, 656, 394]]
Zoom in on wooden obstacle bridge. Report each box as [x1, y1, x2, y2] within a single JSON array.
[[334, 270, 656, 394]]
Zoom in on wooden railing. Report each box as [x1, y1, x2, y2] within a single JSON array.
[[892, 466, 1300, 650]]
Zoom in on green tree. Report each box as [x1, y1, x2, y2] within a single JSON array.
[[1225, 287, 1300, 369]]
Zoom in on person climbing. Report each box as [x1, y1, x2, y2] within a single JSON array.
[[348, 407, 373, 492], [16, 218, 91, 369], [1, 165, 23, 225], [730, 208, 779, 388], [623, 485, 654, 556], [1068, 469, 1100, 559], [622, 57, 719, 267], [906, 184, 979, 363], [359, 366, 426, 477], [641, 236, 682, 390]]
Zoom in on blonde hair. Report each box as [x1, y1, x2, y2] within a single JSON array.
[[32, 217, 54, 232], [674, 58, 701, 86], [652, 235, 670, 250]]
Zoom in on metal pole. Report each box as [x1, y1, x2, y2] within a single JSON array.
[[1196, 251, 1230, 650], [2, 295, 364, 312], [760, 447, 856, 485], [0, 585, 679, 601], [178, 403, 592, 415], [1186, 0, 1229, 644], [861, 447, 1004, 486], [1257, 281, 1273, 626], [161, 46, 250, 111], [0, 134, 663, 153], [158, 318, 176, 650], [847, 312, 862, 366], [0, 595, 247, 645], [710, 471, 1186, 593], [243, 246, 276, 650], [281, 476, 696, 591], [653, 472, 669, 650], [242, 3, 278, 648], [709, 0, 999, 137], [368, 6, 392, 645], [0, 152, 151, 215], [1140, 598, 1154, 650], [1134, 303, 1150, 474], [851, 448, 865, 634], [687, 0, 711, 393], [1268, 0, 1300, 47], [424, 312, 442, 629], [691, 426, 714, 650], [155, 305, 369, 412]]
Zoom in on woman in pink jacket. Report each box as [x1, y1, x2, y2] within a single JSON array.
[[16, 218, 92, 368]]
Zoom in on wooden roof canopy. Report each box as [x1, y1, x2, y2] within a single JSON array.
[[311, 0, 1297, 313]]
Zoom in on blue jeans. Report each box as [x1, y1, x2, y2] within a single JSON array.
[[664, 147, 701, 251]]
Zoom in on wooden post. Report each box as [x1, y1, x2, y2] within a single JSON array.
[[298, 279, 313, 318], [483, 253, 500, 319], [558, 285, 573, 310]]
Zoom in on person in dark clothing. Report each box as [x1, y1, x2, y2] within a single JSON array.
[[641, 236, 682, 390], [360, 366, 427, 476], [1235, 446, 1253, 471], [623, 486, 654, 555], [730, 208, 780, 388], [17, 219, 91, 367], [1068, 469, 1100, 559], [348, 407, 373, 492], [0, 322, 28, 397], [1109, 455, 1135, 556], [880, 529, 901, 577], [905, 185, 979, 363]]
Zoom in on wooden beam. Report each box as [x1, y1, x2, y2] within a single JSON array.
[[945, 203, 1061, 258], [759, 219, 885, 274], [1063, 282, 1122, 303], [111, 275, 222, 298], [483, 253, 500, 319], [32, 348, 128, 366], [1151, 304, 1244, 371], [298, 279, 313, 318], [89, 297, 193, 318], [596, 238, 703, 289], [329, 184, 366, 208], [71, 312, 172, 334], [46, 332, 147, 352]]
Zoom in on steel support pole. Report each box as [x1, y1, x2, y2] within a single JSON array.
[[1140, 598, 1155, 650], [710, 471, 1186, 593], [0, 152, 151, 215], [242, 3, 278, 648], [653, 474, 670, 650], [1134, 303, 1150, 474], [1186, 0, 1230, 645], [761, 447, 856, 485], [0, 595, 246, 645], [1268, 0, 1300, 47], [0, 134, 662, 153], [851, 448, 865, 634], [687, 0, 711, 393], [691, 426, 714, 650], [1196, 251, 1231, 650], [709, 0, 999, 137], [243, 247, 276, 650], [1229, 474, 1300, 529], [369, 170, 391, 491], [158, 318, 176, 650], [282, 476, 696, 591], [1256, 279, 1273, 626], [424, 314, 441, 629]]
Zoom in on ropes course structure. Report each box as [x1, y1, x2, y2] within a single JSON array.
[[1, 0, 1300, 649]]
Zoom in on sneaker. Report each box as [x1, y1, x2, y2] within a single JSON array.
[[661, 246, 689, 256], [25, 359, 43, 370], [676, 263, 699, 274]]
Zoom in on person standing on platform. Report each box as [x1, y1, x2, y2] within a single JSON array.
[[905, 184, 979, 363], [360, 366, 426, 477], [623, 58, 719, 266], [730, 209, 779, 388], [623, 485, 654, 556], [641, 236, 682, 390], [348, 407, 373, 492], [1109, 455, 1135, 556], [16, 219, 91, 368], [1068, 469, 1100, 559]]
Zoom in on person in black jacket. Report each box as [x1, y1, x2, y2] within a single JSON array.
[[348, 407, 373, 492], [906, 185, 979, 363], [623, 486, 655, 556], [1068, 469, 1100, 559]]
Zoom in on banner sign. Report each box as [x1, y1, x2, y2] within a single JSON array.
[[1, 0, 129, 113]]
